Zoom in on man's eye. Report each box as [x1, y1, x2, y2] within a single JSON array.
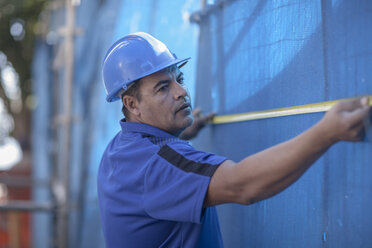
[[177, 77, 184, 85], [159, 85, 168, 91]]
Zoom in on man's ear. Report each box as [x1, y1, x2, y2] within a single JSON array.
[[122, 95, 140, 116]]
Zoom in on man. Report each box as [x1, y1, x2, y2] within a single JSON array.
[[97, 32, 370, 248]]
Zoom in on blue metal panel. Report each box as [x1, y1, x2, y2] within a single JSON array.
[[322, 1, 372, 247], [193, 0, 372, 247], [71, 1, 124, 247]]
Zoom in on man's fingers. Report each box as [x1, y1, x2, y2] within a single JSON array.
[[197, 113, 215, 128], [193, 108, 215, 123], [361, 97, 370, 107], [336, 97, 369, 111], [192, 108, 202, 117], [336, 99, 360, 111], [323, 97, 370, 143], [347, 104, 371, 128], [351, 122, 366, 141], [203, 112, 216, 122]]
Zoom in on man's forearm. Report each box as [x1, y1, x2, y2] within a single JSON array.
[[235, 121, 334, 203], [207, 122, 334, 206], [206, 98, 370, 207]]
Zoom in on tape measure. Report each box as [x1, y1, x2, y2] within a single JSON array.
[[212, 96, 372, 125]]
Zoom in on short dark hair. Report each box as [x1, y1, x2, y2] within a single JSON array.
[[121, 79, 142, 119]]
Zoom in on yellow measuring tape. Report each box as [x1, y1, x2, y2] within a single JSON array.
[[212, 96, 372, 125]]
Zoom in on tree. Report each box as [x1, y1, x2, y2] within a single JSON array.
[[0, 0, 48, 150]]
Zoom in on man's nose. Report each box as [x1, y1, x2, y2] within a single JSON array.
[[173, 80, 187, 100]]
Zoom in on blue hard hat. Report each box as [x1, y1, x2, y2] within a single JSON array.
[[102, 32, 190, 102]]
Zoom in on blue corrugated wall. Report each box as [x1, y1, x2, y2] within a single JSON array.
[[193, 0, 372, 247]]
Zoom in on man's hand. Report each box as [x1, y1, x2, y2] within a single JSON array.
[[179, 108, 216, 140], [318, 97, 371, 144]]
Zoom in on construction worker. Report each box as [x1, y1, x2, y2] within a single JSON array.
[[97, 32, 371, 248]]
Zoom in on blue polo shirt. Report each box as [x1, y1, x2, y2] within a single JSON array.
[[97, 120, 227, 248]]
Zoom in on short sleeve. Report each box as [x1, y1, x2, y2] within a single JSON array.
[[143, 142, 226, 223]]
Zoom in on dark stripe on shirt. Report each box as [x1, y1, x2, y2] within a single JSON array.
[[157, 144, 220, 177]]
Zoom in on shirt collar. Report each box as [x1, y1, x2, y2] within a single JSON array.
[[120, 119, 177, 139]]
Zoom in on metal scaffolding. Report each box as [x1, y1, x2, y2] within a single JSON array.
[[0, 1, 80, 247]]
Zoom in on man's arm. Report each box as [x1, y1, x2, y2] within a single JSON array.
[[205, 97, 371, 206]]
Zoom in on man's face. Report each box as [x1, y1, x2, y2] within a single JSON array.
[[135, 68, 193, 136]]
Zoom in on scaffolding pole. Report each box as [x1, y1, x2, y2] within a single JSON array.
[[56, 0, 76, 247], [0, 201, 55, 212]]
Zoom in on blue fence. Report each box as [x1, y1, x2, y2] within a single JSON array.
[[193, 0, 372, 247]]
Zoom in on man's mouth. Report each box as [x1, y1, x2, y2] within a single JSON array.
[[176, 103, 191, 113]]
